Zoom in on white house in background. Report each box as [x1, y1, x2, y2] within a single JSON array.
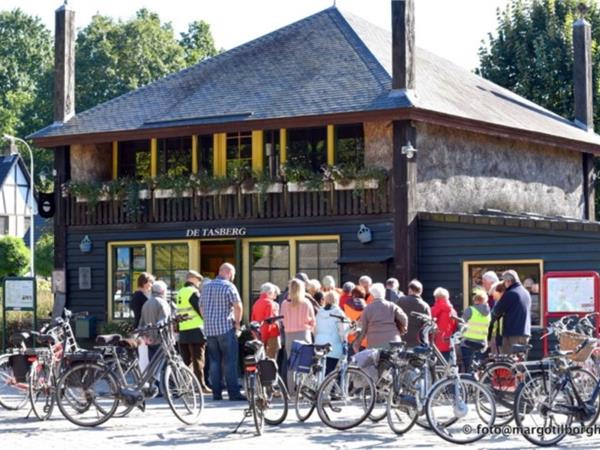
[[0, 154, 34, 238]]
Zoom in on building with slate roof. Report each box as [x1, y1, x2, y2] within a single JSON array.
[[31, 2, 600, 349]]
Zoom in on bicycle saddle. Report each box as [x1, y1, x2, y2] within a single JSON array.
[[95, 334, 123, 346], [314, 343, 332, 353], [510, 344, 532, 354], [10, 332, 31, 346]]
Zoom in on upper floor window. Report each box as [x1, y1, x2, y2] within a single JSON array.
[[0, 216, 8, 235], [226, 132, 252, 176], [118, 140, 151, 179], [158, 137, 192, 176], [198, 134, 214, 176], [264, 130, 281, 178], [287, 127, 327, 172], [335, 124, 364, 168]]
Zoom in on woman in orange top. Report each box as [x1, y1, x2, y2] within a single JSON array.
[[343, 285, 368, 351]]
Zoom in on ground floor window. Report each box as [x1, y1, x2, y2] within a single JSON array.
[[112, 245, 147, 319], [463, 259, 543, 326], [249, 243, 289, 303], [153, 243, 189, 295], [297, 241, 339, 284]]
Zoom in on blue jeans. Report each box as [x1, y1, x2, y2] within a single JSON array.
[[461, 341, 484, 373], [207, 329, 241, 399]]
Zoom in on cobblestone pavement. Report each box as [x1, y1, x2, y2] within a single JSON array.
[[2, 397, 600, 449]]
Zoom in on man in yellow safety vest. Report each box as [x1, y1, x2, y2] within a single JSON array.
[[460, 288, 491, 373], [176, 270, 211, 393]]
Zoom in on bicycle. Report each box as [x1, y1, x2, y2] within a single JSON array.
[[315, 314, 376, 430], [294, 342, 332, 421], [27, 309, 87, 421], [513, 324, 599, 446], [55, 314, 203, 427], [424, 315, 497, 444], [386, 311, 450, 435], [236, 315, 288, 435]]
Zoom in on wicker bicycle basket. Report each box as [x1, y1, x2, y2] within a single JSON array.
[[559, 330, 596, 362]]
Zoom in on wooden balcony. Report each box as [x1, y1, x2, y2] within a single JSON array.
[[65, 180, 391, 227]]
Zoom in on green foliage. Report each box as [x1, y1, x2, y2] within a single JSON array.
[[478, 0, 600, 218], [35, 232, 54, 278], [0, 236, 30, 278], [180, 20, 219, 66]]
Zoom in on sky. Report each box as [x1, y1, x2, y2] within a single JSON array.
[[0, 0, 510, 71]]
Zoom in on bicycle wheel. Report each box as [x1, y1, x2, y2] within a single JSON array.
[[263, 375, 288, 426], [56, 362, 119, 427], [478, 362, 516, 426], [369, 369, 392, 422], [316, 366, 375, 430], [514, 374, 573, 446], [295, 372, 318, 421], [111, 354, 143, 418], [416, 362, 443, 429], [386, 381, 419, 435], [162, 362, 203, 425], [571, 367, 600, 427], [249, 375, 264, 435], [426, 375, 496, 444], [28, 361, 55, 421], [0, 354, 29, 410]]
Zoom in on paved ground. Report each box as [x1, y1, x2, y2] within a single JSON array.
[[2, 397, 600, 449]]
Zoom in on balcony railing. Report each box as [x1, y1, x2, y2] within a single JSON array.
[[65, 180, 391, 227]]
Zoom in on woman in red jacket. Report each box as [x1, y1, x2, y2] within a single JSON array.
[[430, 287, 457, 361]]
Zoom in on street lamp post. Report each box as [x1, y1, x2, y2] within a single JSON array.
[[3, 134, 35, 276]]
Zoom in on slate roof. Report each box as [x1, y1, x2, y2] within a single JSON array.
[[29, 7, 600, 149]]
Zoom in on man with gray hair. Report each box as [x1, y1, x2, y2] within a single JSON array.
[[481, 271, 500, 309], [397, 279, 431, 347], [140, 280, 172, 362], [358, 275, 373, 303], [385, 277, 403, 305], [492, 270, 531, 354]]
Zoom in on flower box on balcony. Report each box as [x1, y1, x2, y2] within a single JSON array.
[[333, 179, 379, 191], [154, 189, 193, 198], [76, 193, 110, 203], [286, 182, 329, 193], [242, 182, 283, 194], [138, 189, 151, 200]]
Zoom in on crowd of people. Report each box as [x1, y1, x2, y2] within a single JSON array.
[[129, 263, 532, 401]]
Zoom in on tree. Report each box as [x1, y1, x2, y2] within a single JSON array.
[[0, 9, 53, 187], [0, 236, 30, 278], [76, 9, 187, 112], [35, 232, 54, 278], [180, 20, 219, 66], [477, 0, 600, 216]]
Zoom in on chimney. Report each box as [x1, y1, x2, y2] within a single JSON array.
[[573, 14, 593, 131], [391, 0, 415, 92], [54, 1, 75, 123]]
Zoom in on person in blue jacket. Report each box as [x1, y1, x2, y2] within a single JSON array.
[[491, 270, 531, 354]]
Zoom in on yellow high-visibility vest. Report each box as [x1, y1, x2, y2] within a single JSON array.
[[176, 286, 203, 331], [463, 306, 491, 343]]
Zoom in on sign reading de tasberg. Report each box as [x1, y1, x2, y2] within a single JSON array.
[[186, 227, 247, 238]]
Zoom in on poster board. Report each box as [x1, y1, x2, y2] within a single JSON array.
[[4, 277, 36, 311], [542, 271, 600, 356]]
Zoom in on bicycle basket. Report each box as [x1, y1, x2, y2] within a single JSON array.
[[257, 359, 278, 385], [8, 354, 31, 383], [559, 331, 596, 362], [288, 341, 314, 374]]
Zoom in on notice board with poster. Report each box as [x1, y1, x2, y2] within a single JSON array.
[[2, 277, 37, 351], [543, 271, 600, 355]]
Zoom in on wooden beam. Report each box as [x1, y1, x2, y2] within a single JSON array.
[[112, 141, 118, 179], [583, 153, 596, 220], [54, 145, 70, 270], [150, 138, 158, 177], [392, 120, 418, 289], [327, 125, 335, 166], [214, 133, 227, 176], [191, 135, 198, 173], [280, 128, 287, 164], [252, 130, 264, 173]]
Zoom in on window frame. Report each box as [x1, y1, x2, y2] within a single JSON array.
[[462, 259, 544, 326], [157, 136, 193, 176], [249, 241, 290, 304], [152, 242, 190, 294], [118, 139, 151, 180], [111, 244, 147, 320], [296, 240, 340, 285]]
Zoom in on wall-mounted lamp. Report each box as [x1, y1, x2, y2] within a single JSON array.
[[401, 141, 418, 159]]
